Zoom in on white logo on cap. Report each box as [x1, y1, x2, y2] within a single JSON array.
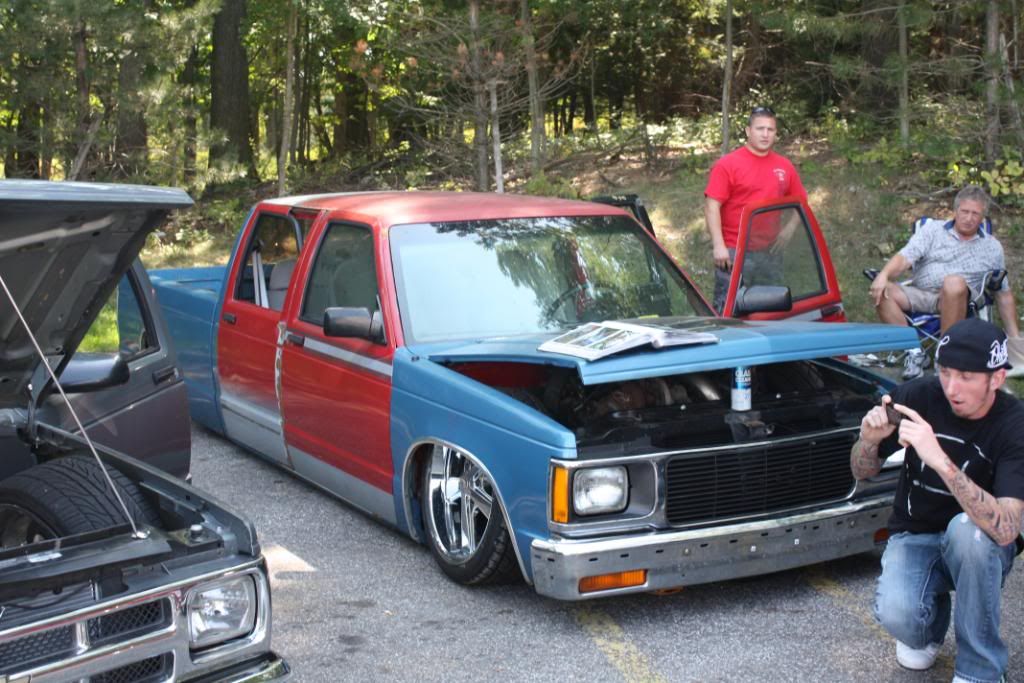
[[936, 335, 950, 361], [989, 339, 1009, 369]]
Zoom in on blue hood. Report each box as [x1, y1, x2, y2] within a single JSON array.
[[406, 317, 919, 385]]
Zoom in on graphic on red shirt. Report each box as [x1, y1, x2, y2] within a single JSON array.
[[705, 147, 807, 249]]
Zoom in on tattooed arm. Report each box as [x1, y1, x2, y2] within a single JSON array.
[[851, 399, 897, 480], [933, 458, 1024, 546]]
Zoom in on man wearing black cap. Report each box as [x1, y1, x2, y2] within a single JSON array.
[[851, 318, 1024, 683]]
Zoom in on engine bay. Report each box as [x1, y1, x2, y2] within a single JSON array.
[[449, 360, 884, 455]]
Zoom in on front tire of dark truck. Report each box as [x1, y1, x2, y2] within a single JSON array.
[[0, 454, 159, 548], [420, 444, 520, 585]]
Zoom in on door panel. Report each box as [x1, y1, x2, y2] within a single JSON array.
[[217, 210, 302, 465], [280, 221, 394, 511], [723, 196, 846, 322], [48, 261, 191, 478]]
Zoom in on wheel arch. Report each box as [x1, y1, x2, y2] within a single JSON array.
[[400, 437, 531, 584]]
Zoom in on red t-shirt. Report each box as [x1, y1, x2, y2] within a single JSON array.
[[704, 146, 807, 248]]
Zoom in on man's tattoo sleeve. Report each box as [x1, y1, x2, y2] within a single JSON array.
[[850, 439, 882, 480], [944, 464, 1024, 546]]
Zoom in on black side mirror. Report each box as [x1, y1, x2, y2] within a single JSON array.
[[323, 307, 386, 344], [60, 354, 131, 393], [732, 285, 793, 316]]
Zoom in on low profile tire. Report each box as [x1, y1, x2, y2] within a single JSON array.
[[0, 454, 159, 549], [420, 444, 520, 585]]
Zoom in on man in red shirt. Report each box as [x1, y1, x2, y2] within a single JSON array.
[[704, 107, 807, 312]]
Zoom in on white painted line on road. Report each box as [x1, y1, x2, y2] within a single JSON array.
[[575, 605, 667, 683], [264, 543, 316, 587]]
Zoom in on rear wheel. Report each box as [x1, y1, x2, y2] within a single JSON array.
[[0, 454, 159, 549], [420, 444, 519, 585]]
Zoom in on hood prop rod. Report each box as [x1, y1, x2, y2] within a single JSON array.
[[0, 274, 146, 539]]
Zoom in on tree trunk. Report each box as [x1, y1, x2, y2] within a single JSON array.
[[210, 0, 255, 176], [115, 46, 148, 179], [489, 80, 504, 192], [521, 0, 543, 173], [985, 0, 1000, 163], [182, 45, 199, 186], [897, 0, 909, 147], [72, 4, 92, 176], [585, 59, 597, 134], [469, 0, 489, 191], [1000, 33, 1024, 147], [721, 0, 733, 155], [278, 0, 297, 196]]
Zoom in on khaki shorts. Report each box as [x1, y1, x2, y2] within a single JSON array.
[[897, 282, 981, 314]]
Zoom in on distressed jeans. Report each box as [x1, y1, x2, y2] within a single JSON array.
[[875, 514, 1016, 683]]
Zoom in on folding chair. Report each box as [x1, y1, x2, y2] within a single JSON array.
[[863, 216, 1007, 365]]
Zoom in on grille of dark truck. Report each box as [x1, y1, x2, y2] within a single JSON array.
[[0, 597, 172, 678], [665, 431, 857, 525], [93, 653, 171, 683]]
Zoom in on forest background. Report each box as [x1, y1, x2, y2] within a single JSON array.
[[3, 0, 1024, 327]]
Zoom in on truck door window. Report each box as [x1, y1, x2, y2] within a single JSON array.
[[741, 205, 827, 302], [78, 271, 156, 360], [301, 223, 379, 325], [235, 213, 301, 310]]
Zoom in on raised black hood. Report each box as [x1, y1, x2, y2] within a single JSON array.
[[0, 180, 192, 409]]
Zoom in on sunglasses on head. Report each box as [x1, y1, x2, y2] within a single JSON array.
[[751, 106, 775, 117]]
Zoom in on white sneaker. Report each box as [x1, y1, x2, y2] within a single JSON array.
[[896, 640, 940, 670], [902, 349, 927, 380]]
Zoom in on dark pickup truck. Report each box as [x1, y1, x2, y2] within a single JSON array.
[[0, 181, 287, 682]]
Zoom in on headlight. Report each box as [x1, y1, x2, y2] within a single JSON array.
[[573, 466, 628, 515], [187, 576, 257, 649]]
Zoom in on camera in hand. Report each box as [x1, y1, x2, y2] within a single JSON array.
[[885, 404, 904, 427]]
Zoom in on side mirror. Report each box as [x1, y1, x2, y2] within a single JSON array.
[[323, 307, 386, 344], [60, 354, 131, 393], [732, 285, 793, 316]]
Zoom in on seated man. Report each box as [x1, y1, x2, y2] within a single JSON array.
[[869, 185, 1019, 379]]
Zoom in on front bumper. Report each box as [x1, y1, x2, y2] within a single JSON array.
[[531, 496, 891, 600]]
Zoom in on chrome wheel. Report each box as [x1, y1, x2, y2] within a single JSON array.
[[424, 445, 496, 563]]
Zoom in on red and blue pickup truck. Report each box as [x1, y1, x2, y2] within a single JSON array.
[[150, 191, 918, 600]]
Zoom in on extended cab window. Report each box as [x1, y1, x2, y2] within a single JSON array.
[[301, 223, 379, 325], [236, 213, 301, 310], [78, 272, 155, 359]]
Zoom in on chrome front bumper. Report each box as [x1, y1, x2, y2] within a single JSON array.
[[530, 496, 892, 600]]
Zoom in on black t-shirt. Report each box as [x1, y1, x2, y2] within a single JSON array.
[[881, 376, 1024, 534]]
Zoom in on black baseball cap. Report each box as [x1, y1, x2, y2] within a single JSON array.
[[934, 318, 1012, 372]]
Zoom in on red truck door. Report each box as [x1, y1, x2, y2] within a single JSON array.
[[217, 209, 302, 465], [278, 220, 396, 524], [721, 196, 846, 322]]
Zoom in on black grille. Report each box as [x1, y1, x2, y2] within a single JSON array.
[[88, 599, 170, 646], [665, 431, 856, 525], [0, 625, 75, 675], [93, 653, 171, 683]]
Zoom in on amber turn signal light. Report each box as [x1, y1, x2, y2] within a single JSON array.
[[551, 466, 570, 523], [578, 569, 647, 594]]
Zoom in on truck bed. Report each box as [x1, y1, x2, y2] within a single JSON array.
[[149, 266, 227, 433]]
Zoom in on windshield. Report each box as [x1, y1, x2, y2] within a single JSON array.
[[389, 215, 711, 344]]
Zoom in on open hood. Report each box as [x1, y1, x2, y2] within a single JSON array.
[[0, 180, 192, 408], [408, 317, 920, 386]]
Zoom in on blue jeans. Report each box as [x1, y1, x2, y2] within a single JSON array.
[[712, 248, 784, 313], [875, 514, 1016, 683]]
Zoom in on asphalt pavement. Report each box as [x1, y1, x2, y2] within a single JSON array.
[[189, 423, 1024, 683]]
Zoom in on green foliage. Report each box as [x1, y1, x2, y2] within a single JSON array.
[[522, 172, 577, 198], [980, 152, 1024, 209]]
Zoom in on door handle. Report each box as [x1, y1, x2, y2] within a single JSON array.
[[223, 312, 237, 324], [152, 366, 178, 385], [285, 332, 305, 346]]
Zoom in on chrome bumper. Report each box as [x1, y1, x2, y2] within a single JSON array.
[[530, 496, 892, 600]]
